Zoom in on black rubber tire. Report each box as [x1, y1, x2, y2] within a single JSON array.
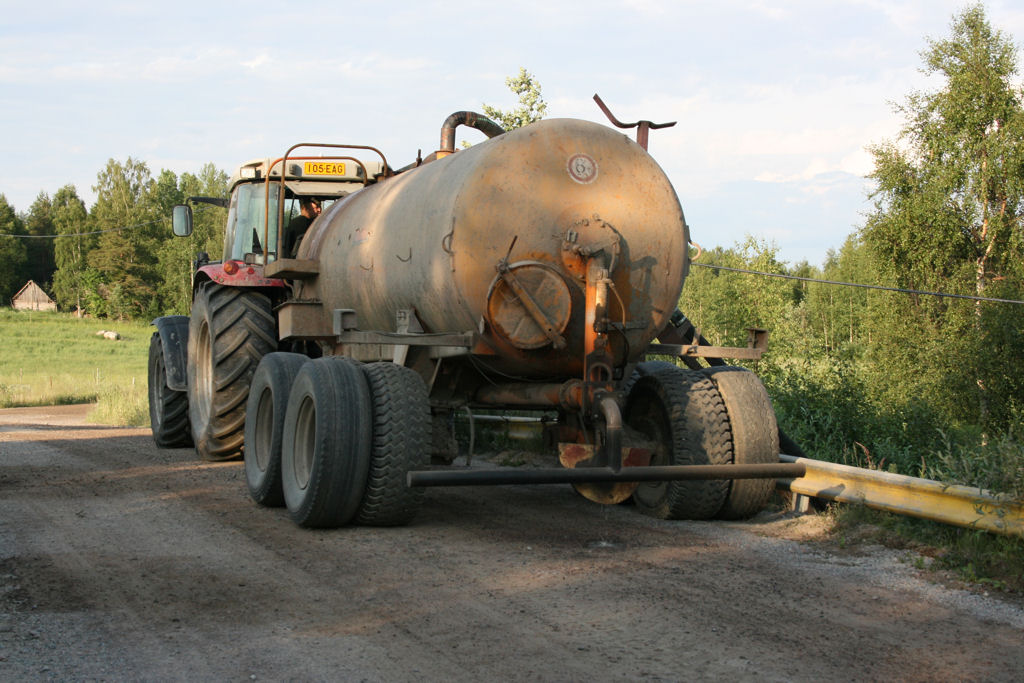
[[187, 283, 276, 461], [148, 332, 192, 448], [356, 363, 430, 526], [621, 360, 679, 397], [625, 364, 731, 520], [243, 352, 309, 507], [281, 358, 372, 528], [701, 366, 779, 519]]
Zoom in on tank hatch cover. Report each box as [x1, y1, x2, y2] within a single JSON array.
[[487, 263, 572, 350]]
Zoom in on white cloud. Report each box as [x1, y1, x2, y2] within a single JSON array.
[[241, 54, 270, 70]]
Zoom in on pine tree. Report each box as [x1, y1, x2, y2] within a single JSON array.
[[0, 195, 27, 304]]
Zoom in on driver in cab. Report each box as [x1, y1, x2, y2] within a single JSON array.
[[285, 197, 321, 257]]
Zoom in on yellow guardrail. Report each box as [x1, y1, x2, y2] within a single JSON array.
[[777, 454, 1024, 538]]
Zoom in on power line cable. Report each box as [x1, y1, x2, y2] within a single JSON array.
[[0, 218, 165, 239], [690, 262, 1024, 305]]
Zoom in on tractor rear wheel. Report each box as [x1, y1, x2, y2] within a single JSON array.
[[701, 366, 779, 519], [281, 358, 372, 528], [244, 352, 309, 507], [625, 364, 731, 520], [148, 332, 192, 448], [187, 283, 276, 461], [356, 362, 430, 526]]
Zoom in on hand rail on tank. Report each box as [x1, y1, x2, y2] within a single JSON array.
[[593, 94, 676, 151]]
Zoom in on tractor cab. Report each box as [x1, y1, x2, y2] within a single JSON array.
[[171, 150, 388, 266], [221, 156, 383, 264]]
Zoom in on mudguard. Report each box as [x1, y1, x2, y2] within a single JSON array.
[[152, 315, 190, 392]]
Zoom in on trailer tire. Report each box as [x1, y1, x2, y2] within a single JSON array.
[[148, 333, 192, 448], [356, 362, 430, 526], [187, 283, 276, 461], [621, 360, 679, 397], [625, 365, 731, 520], [701, 366, 779, 519], [244, 352, 309, 507], [281, 358, 372, 528]]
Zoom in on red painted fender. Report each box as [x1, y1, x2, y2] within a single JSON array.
[[196, 261, 287, 289]]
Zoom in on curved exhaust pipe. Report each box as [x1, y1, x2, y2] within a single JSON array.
[[439, 111, 506, 155]]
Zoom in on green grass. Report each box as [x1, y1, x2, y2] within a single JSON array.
[[829, 504, 1024, 594], [0, 308, 151, 425]]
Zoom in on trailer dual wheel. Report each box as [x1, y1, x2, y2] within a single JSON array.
[[148, 333, 192, 448], [187, 283, 276, 461], [624, 364, 731, 520], [701, 366, 779, 519], [244, 353, 309, 507], [356, 363, 430, 526], [281, 358, 372, 528]]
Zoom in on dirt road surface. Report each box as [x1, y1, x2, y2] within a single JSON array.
[[2, 404, 1023, 681]]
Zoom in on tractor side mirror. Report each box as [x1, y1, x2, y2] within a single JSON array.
[[172, 204, 193, 237]]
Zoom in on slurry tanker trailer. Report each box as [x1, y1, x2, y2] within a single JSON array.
[[148, 97, 801, 528]]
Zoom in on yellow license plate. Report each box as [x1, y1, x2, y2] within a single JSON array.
[[303, 161, 346, 176]]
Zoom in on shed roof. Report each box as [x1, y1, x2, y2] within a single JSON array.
[[12, 280, 55, 304]]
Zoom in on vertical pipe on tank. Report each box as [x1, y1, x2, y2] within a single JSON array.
[[584, 258, 614, 384], [598, 395, 623, 473]]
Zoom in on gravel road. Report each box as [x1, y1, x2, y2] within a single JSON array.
[[2, 404, 1023, 682]]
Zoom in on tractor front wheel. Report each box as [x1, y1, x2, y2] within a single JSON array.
[[187, 283, 276, 461]]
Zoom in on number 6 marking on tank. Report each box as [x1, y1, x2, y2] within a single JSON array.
[[567, 153, 598, 184]]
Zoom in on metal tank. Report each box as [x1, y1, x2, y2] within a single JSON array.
[[297, 117, 689, 378]]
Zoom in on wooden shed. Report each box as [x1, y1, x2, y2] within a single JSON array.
[[12, 280, 56, 311]]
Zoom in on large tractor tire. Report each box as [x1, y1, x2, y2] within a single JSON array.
[[281, 358, 372, 528], [148, 332, 192, 448], [625, 364, 731, 520], [187, 283, 276, 461], [243, 352, 309, 507], [701, 366, 779, 519], [356, 362, 430, 526]]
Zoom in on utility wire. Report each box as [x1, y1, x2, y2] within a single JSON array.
[[691, 262, 1024, 305], [0, 219, 164, 239]]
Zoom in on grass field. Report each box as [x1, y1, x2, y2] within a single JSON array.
[[0, 309, 150, 425]]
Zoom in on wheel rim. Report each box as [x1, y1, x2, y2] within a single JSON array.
[[150, 350, 165, 430], [293, 396, 316, 490], [195, 320, 212, 427], [253, 387, 274, 471]]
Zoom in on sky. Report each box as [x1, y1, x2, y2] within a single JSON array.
[[3, 0, 1024, 267]]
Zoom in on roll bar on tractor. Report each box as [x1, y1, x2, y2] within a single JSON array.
[[263, 143, 393, 264]]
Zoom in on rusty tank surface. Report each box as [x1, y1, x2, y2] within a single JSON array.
[[155, 97, 798, 530], [296, 117, 688, 379]]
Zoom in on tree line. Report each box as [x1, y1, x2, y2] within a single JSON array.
[[0, 161, 228, 318]]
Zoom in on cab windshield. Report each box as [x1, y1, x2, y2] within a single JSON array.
[[224, 182, 280, 262], [224, 182, 337, 262]]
